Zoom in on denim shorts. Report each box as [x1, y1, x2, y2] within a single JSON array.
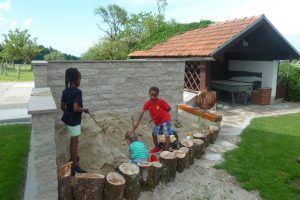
[[152, 120, 172, 136]]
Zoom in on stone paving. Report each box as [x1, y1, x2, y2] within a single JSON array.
[[0, 82, 33, 123]]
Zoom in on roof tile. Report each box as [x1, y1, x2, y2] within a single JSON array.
[[129, 15, 262, 58]]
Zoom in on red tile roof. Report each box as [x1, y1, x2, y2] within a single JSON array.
[[129, 15, 262, 58]]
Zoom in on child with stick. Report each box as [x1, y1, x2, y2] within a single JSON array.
[[61, 68, 89, 176]]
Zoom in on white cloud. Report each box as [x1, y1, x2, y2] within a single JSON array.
[[23, 18, 33, 28], [0, 0, 10, 11]]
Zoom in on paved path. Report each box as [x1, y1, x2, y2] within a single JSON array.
[[0, 82, 34, 123]]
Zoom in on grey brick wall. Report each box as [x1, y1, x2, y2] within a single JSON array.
[[31, 113, 57, 199], [33, 60, 185, 117], [32, 60, 185, 174]]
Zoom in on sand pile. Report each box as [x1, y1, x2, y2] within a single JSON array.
[[56, 112, 154, 175]]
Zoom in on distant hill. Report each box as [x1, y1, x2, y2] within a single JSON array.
[[34, 45, 79, 61]]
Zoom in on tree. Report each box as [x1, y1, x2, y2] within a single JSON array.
[[81, 39, 128, 60], [156, 0, 168, 27], [95, 4, 128, 59], [34, 45, 79, 61], [1, 28, 40, 64], [44, 51, 65, 61]]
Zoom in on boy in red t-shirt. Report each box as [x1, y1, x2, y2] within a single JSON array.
[[133, 86, 172, 153]]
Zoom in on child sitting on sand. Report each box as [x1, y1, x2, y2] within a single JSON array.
[[125, 131, 149, 164]]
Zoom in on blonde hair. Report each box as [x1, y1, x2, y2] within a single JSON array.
[[125, 131, 138, 142]]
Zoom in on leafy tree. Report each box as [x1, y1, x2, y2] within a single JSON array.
[[156, 0, 168, 26], [1, 28, 40, 64], [0, 44, 3, 60], [81, 39, 128, 60], [33, 45, 52, 60], [44, 51, 65, 61], [84, 1, 213, 61], [95, 4, 128, 59], [122, 12, 161, 51]]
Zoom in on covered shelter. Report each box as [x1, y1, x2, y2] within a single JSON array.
[[129, 15, 300, 104]]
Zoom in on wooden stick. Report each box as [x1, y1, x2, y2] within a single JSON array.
[[88, 112, 106, 133], [131, 115, 134, 130]]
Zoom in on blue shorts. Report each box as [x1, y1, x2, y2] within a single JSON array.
[[152, 120, 172, 136]]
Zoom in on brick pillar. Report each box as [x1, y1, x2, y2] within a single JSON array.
[[26, 88, 58, 200], [31, 61, 48, 88]]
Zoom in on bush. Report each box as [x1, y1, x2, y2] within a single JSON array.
[[278, 63, 300, 101]]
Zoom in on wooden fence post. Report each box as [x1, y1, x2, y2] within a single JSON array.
[[0, 60, 2, 75], [17, 64, 20, 79], [5, 61, 8, 76]]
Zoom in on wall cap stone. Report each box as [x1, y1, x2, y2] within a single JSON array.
[[28, 87, 57, 114], [31, 60, 185, 64], [31, 61, 48, 65]]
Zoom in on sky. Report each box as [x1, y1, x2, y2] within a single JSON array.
[[0, 0, 299, 57]]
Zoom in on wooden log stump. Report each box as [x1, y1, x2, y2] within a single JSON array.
[[159, 151, 177, 183], [193, 132, 206, 154], [181, 139, 194, 165], [193, 139, 205, 159], [202, 130, 212, 147], [57, 162, 72, 200], [179, 147, 190, 169], [74, 173, 105, 200], [138, 161, 154, 191], [174, 150, 186, 173], [118, 163, 140, 200], [152, 161, 162, 187], [193, 132, 207, 142], [104, 172, 125, 200], [209, 126, 220, 143]]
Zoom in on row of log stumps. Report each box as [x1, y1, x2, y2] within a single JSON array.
[[57, 126, 220, 200]]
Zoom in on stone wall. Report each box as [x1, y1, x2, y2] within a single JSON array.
[[33, 60, 185, 117], [30, 60, 185, 198], [26, 87, 58, 200]]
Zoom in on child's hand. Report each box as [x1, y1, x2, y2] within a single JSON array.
[[83, 108, 89, 113]]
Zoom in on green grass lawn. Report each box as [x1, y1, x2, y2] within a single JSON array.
[[0, 124, 31, 200], [216, 113, 300, 200], [0, 64, 34, 82]]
